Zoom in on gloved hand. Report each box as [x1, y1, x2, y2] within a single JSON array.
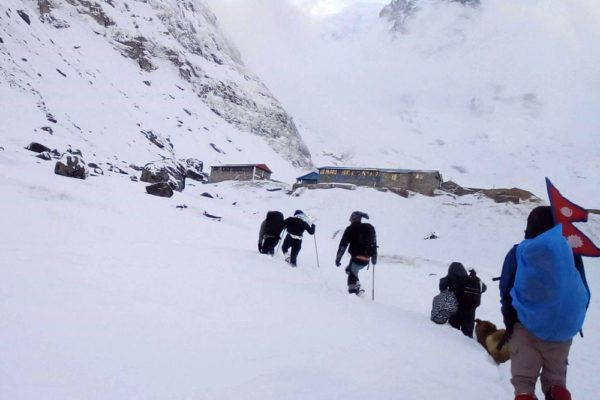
[[312, 224, 316, 232], [497, 311, 516, 350], [335, 258, 341, 267], [371, 254, 377, 265], [496, 326, 512, 350], [258, 243, 263, 253]]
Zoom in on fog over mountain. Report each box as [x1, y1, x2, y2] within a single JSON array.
[[207, 0, 600, 200]]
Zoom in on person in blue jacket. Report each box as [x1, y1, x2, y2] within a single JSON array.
[[498, 206, 590, 400]]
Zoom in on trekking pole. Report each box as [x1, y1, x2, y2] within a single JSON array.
[[371, 261, 375, 301], [313, 233, 320, 268], [275, 229, 286, 256]]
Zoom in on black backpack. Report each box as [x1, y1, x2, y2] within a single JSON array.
[[356, 223, 377, 257], [458, 275, 482, 308], [264, 211, 284, 236]]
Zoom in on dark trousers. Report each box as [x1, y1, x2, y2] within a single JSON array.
[[261, 236, 279, 255], [449, 307, 476, 338], [345, 258, 369, 293], [281, 235, 302, 266]]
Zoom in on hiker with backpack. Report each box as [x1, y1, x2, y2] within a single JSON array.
[[281, 210, 315, 266], [335, 211, 377, 296], [439, 262, 486, 338], [258, 210, 285, 255], [497, 206, 590, 400]]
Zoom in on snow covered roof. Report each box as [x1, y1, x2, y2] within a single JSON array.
[[318, 166, 440, 174], [211, 164, 272, 173]]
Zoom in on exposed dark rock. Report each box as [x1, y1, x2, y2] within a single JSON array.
[[56, 68, 66, 77], [66, 148, 83, 157], [176, 204, 188, 209], [68, 0, 115, 27], [143, 80, 151, 86], [146, 182, 173, 198], [88, 162, 104, 175], [201, 192, 213, 199], [107, 163, 128, 174], [140, 158, 185, 192], [26, 142, 51, 153], [483, 188, 537, 204], [182, 158, 207, 182], [141, 129, 173, 151], [36, 151, 52, 160], [46, 113, 57, 123], [130, 176, 138, 182], [114, 36, 156, 71], [17, 10, 31, 25], [440, 181, 540, 204], [55, 153, 89, 179], [210, 143, 225, 154], [203, 211, 221, 221], [41, 126, 54, 134], [129, 163, 143, 171]]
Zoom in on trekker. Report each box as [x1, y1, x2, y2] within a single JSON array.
[[439, 262, 487, 338], [335, 211, 377, 296], [281, 210, 315, 266], [258, 210, 284, 255], [498, 206, 590, 400]]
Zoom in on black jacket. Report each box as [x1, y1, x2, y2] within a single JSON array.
[[283, 216, 315, 237], [336, 221, 378, 264]]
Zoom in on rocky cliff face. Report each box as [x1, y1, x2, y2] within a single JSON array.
[[0, 0, 312, 170]]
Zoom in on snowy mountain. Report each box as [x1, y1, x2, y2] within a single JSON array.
[[209, 0, 600, 201], [0, 0, 312, 178]]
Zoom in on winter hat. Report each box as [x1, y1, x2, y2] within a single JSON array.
[[349, 211, 369, 223], [448, 262, 467, 277], [294, 210, 304, 216], [525, 206, 555, 239]]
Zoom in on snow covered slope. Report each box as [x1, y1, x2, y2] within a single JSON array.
[[208, 0, 600, 200], [0, 0, 311, 176], [1, 148, 599, 399]]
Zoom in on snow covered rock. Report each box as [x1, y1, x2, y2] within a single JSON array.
[[140, 159, 186, 192], [182, 158, 208, 182], [54, 153, 89, 180]]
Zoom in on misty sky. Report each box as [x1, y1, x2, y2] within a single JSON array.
[[208, 0, 389, 17]]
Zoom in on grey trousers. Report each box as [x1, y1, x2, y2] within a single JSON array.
[[510, 323, 572, 395]]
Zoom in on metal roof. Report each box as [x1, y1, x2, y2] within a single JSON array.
[[211, 164, 272, 173], [318, 166, 440, 174]]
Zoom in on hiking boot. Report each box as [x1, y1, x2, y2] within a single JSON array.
[[545, 386, 571, 400], [348, 283, 361, 295], [515, 394, 537, 400]]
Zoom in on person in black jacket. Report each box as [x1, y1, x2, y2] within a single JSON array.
[[258, 211, 284, 255], [335, 211, 377, 296], [281, 210, 315, 266], [439, 262, 486, 338]]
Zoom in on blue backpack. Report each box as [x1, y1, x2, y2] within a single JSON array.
[[511, 224, 589, 342]]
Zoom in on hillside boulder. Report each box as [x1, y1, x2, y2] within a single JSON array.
[[140, 159, 186, 192], [26, 142, 51, 153], [182, 158, 208, 182], [146, 182, 173, 198], [54, 153, 89, 179]]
